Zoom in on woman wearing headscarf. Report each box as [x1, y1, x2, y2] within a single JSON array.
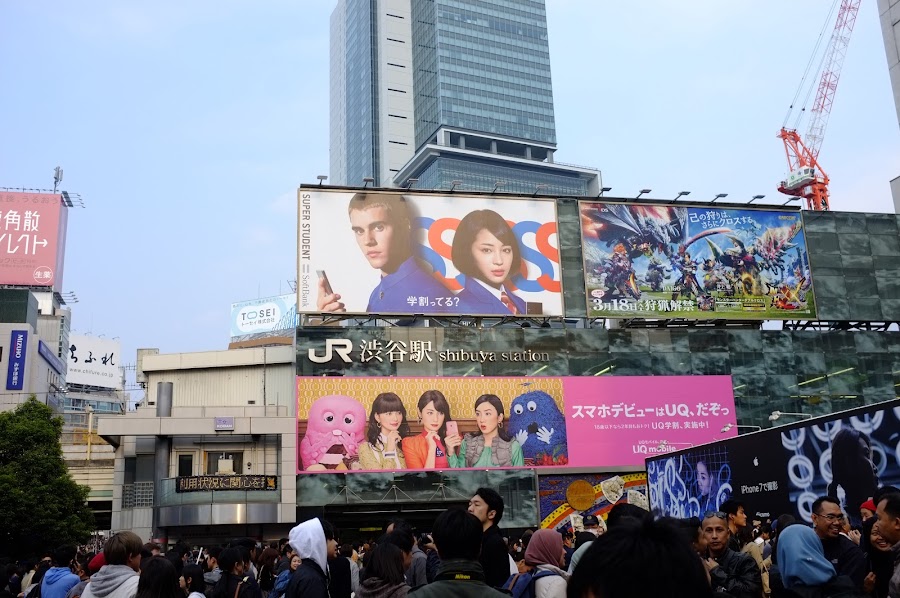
[[522, 529, 568, 598], [773, 525, 865, 598]]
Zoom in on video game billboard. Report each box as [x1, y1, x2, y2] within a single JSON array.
[[646, 398, 900, 527], [297, 189, 563, 317], [579, 203, 816, 320], [295, 375, 735, 473]]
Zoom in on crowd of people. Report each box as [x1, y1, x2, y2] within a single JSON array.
[[7, 487, 900, 598]]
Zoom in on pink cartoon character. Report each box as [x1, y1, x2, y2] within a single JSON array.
[[300, 395, 367, 471]]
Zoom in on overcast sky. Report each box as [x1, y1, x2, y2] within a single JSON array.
[[0, 1, 897, 374]]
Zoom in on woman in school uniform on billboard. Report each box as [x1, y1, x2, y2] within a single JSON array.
[[451, 210, 526, 315]]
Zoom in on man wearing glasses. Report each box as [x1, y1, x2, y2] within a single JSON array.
[[811, 496, 866, 589]]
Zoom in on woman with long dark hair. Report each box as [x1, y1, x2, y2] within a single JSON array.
[[136, 557, 180, 598], [356, 543, 409, 598], [447, 394, 523, 468], [451, 210, 525, 315], [828, 428, 878, 527], [180, 564, 206, 598], [358, 393, 410, 469], [860, 517, 892, 598], [402, 390, 454, 469]]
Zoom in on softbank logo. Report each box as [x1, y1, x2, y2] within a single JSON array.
[[308, 339, 353, 364]]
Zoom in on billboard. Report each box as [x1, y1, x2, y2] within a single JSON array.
[[0, 191, 68, 289], [230, 294, 298, 340], [295, 375, 735, 473], [67, 334, 122, 390], [6, 330, 28, 390], [539, 472, 649, 532], [297, 189, 562, 316], [646, 398, 900, 527], [579, 202, 816, 319]]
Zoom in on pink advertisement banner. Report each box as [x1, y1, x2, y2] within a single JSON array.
[[0, 191, 67, 289], [564, 376, 737, 468], [296, 375, 735, 472]]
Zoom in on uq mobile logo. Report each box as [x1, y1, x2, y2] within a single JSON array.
[[308, 339, 353, 364]]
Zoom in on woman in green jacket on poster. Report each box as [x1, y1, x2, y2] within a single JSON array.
[[447, 394, 524, 468]]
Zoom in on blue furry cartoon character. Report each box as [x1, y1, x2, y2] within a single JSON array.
[[507, 390, 568, 466]]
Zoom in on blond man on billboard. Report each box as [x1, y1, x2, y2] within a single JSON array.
[[316, 193, 451, 314]]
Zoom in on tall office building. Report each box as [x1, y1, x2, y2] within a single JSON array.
[[878, 0, 900, 212], [329, 0, 599, 195]]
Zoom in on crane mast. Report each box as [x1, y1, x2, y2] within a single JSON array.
[[777, 0, 860, 211]]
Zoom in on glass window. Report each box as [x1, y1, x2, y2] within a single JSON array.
[[206, 452, 243, 475], [178, 454, 193, 477]]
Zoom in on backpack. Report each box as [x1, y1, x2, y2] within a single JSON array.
[[26, 583, 42, 598], [501, 569, 560, 598]]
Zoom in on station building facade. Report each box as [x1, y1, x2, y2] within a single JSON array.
[[99, 192, 900, 545]]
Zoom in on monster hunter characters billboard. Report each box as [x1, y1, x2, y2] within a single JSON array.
[[579, 203, 816, 320]]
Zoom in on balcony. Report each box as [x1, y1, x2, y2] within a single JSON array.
[[155, 477, 280, 527]]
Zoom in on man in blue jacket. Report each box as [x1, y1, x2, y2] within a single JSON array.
[[41, 546, 80, 598], [316, 193, 452, 315]]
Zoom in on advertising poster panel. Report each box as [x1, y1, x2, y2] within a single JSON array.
[[230, 294, 298, 340], [6, 330, 28, 390], [539, 472, 649, 533], [67, 334, 122, 390], [579, 202, 816, 320], [646, 398, 900, 526], [295, 375, 735, 473], [0, 191, 68, 289], [297, 189, 562, 316]]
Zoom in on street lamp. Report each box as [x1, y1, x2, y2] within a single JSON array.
[[449, 180, 462, 192], [316, 175, 328, 186], [362, 177, 375, 188], [711, 193, 728, 203], [636, 189, 652, 199], [721, 423, 762, 433], [598, 187, 612, 197], [748, 194, 765, 203], [769, 411, 812, 422], [672, 191, 691, 203]]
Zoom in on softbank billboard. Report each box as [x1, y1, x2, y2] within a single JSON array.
[[295, 375, 735, 473], [296, 189, 562, 317], [646, 398, 900, 527]]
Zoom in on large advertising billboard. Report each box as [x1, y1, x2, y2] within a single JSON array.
[[295, 375, 735, 473], [579, 202, 816, 320], [0, 191, 68, 289], [297, 189, 562, 316], [539, 472, 649, 533], [646, 398, 900, 526], [67, 334, 122, 390], [230, 294, 298, 341]]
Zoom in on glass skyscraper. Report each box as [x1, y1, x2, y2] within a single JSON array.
[[330, 0, 599, 195]]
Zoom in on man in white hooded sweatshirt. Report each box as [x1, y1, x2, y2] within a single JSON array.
[[81, 532, 142, 598], [285, 518, 336, 598]]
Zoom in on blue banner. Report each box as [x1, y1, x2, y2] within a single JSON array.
[[6, 330, 28, 390]]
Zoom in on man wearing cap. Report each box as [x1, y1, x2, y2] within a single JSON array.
[[566, 514, 606, 575], [861, 499, 876, 523]]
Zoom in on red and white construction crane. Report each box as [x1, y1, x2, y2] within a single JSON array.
[[777, 0, 861, 211]]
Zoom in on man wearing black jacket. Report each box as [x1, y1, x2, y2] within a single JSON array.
[[811, 496, 867, 589], [701, 512, 762, 598], [286, 518, 337, 598], [467, 488, 510, 588]]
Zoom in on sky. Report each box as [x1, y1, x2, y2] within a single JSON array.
[[0, 1, 897, 378]]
